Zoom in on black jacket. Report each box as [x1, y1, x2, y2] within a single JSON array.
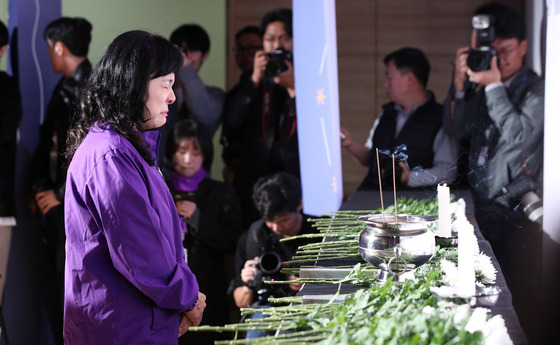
[[31, 59, 91, 199], [0, 71, 22, 217]]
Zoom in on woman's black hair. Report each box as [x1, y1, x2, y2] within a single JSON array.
[[66, 30, 183, 165], [165, 119, 213, 172], [260, 8, 292, 38]]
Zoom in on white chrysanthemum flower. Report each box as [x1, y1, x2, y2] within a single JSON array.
[[422, 305, 435, 314], [452, 305, 471, 325], [474, 253, 497, 284], [440, 259, 460, 286], [450, 198, 466, 220], [465, 307, 488, 333], [484, 315, 513, 345]]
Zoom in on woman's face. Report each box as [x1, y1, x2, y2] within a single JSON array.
[[173, 139, 204, 178], [141, 73, 176, 130], [263, 21, 292, 53]]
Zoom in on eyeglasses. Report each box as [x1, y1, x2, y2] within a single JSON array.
[[263, 35, 292, 46], [495, 43, 519, 59], [233, 45, 262, 55]]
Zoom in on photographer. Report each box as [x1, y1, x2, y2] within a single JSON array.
[[442, 3, 544, 343], [230, 173, 318, 338], [221, 8, 298, 227]]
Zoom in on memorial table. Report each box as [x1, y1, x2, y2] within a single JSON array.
[[296, 185, 529, 344]]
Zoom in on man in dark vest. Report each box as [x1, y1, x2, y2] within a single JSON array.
[[341, 47, 457, 188]]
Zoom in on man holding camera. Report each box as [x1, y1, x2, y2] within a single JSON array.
[[221, 8, 298, 227], [230, 173, 318, 337], [443, 3, 544, 342], [169, 24, 225, 139]]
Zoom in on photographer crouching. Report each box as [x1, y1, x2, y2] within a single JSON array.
[[442, 3, 545, 343], [229, 173, 319, 339]]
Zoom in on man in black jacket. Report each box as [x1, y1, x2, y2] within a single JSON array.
[[230, 172, 318, 339], [31, 17, 92, 345], [0, 19, 22, 311]]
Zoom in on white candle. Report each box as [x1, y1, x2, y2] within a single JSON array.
[[457, 220, 476, 297], [438, 183, 452, 237]]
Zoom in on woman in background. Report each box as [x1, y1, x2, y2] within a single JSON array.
[[64, 30, 205, 344], [165, 119, 243, 345]]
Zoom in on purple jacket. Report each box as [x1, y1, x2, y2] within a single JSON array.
[[64, 123, 199, 344]]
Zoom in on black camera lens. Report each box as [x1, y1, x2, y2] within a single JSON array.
[[265, 48, 293, 77], [467, 47, 498, 72], [258, 251, 282, 275]]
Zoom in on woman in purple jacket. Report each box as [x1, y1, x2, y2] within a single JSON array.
[[64, 30, 205, 344]]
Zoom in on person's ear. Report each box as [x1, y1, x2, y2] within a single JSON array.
[[201, 51, 209, 64], [0, 45, 7, 57], [519, 39, 528, 58], [53, 41, 65, 56], [405, 71, 415, 86], [297, 201, 303, 212]]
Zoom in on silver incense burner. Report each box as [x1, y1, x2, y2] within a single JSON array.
[[357, 214, 437, 283]]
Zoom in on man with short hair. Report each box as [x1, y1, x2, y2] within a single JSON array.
[[443, 4, 544, 343], [32, 17, 92, 345], [233, 25, 262, 73], [169, 24, 225, 138], [230, 172, 318, 338], [341, 47, 457, 188]]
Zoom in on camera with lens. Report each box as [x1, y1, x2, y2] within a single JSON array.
[[247, 251, 288, 305], [257, 251, 283, 275], [501, 175, 543, 225], [265, 48, 293, 77], [244, 225, 293, 306], [467, 14, 499, 72]]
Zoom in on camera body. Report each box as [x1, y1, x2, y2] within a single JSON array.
[[501, 175, 543, 225], [248, 251, 288, 306], [265, 48, 293, 77], [467, 14, 499, 72]]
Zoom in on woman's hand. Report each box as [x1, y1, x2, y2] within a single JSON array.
[[178, 313, 192, 337], [185, 292, 207, 328], [175, 200, 197, 219]]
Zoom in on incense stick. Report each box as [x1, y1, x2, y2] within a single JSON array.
[[376, 148, 385, 221], [392, 154, 398, 217]]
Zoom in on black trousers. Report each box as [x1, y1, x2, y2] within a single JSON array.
[[42, 205, 65, 345]]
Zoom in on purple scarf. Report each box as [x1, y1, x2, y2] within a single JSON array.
[[170, 167, 207, 192]]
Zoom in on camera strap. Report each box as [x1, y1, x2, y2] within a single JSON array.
[[261, 86, 297, 145]]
